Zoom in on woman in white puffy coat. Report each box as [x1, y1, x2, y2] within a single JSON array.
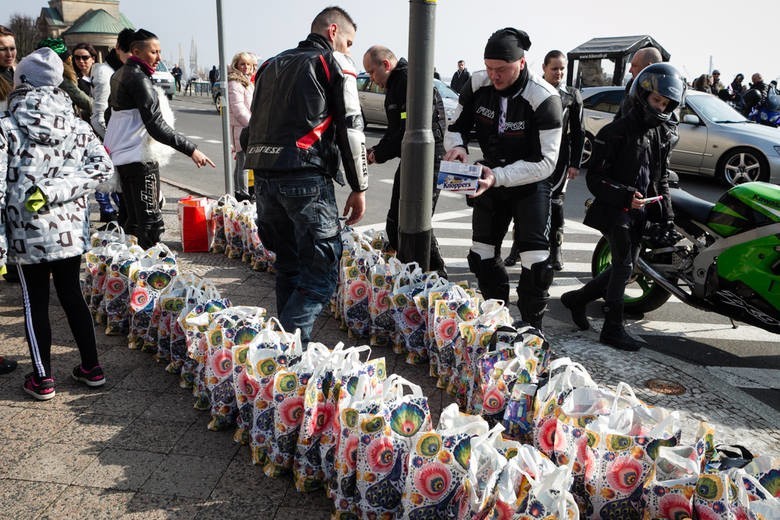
[[228, 51, 257, 201], [0, 48, 113, 400]]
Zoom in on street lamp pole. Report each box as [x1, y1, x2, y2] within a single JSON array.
[[398, 0, 437, 270], [216, 0, 233, 195]]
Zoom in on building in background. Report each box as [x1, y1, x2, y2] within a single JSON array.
[[36, 0, 134, 61]]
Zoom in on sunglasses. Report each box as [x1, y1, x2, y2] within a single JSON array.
[[74, 54, 93, 61]]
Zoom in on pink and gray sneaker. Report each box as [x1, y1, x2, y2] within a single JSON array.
[[23, 373, 56, 401], [72, 364, 105, 387]]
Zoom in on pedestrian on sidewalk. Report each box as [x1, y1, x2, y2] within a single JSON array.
[[505, 50, 584, 271], [363, 44, 447, 275], [1, 48, 114, 399], [104, 29, 215, 249], [560, 63, 684, 351], [243, 6, 368, 346], [443, 27, 562, 330], [228, 51, 256, 202]]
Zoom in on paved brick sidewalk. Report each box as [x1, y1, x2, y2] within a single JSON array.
[[0, 182, 777, 519]]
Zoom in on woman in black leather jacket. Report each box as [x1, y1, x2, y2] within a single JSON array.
[[561, 63, 686, 351]]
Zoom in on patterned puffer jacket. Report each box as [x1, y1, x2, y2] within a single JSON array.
[[0, 85, 113, 266]]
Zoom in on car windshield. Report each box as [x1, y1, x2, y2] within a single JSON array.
[[156, 62, 168, 72], [434, 79, 459, 100], [687, 94, 748, 123]]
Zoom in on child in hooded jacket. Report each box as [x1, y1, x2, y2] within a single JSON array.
[[0, 48, 114, 400]]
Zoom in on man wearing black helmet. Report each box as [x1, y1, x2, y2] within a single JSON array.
[[444, 27, 562, 330], [560, 63, 685, 351]]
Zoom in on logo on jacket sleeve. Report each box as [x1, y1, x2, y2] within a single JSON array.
[[247, 145, 283, 155]]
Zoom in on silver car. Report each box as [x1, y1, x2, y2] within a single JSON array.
[[581, 86, 780, 185], [356, 73, 458, 128], [152, 62, 176, 100]]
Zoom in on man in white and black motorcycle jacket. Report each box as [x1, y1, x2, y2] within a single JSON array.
[[242, 6, 368, 346], [104, 28, 213, 249], [444, 27, 562, 329]]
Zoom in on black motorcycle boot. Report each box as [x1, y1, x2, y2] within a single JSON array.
[[550, 229, 564, 271], [468, 251, 510, 303], [504, 241, 521, 267], [560, 290, 591, 331], [599, 301, 642, 351], [516, 261, 554, 331]]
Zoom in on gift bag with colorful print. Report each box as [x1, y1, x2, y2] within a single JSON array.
[[84, 241, 124, 321], [730, 468, 780, 519], [202, 306, 266, 431], [321, 354, 386, 495], [209, 194, 236, 254], [401, 403, 489, 519], [249, 318, 302, 467], [221, 306, 268, 441], [450, 424, 520, 519], [222, 198, 246, 259], [154, 273, 197, 365], [368, 257, 403, 348], [411, 274, 448, 377], [457, 300, 513, 411], [532, 357, 598, 459], [178, 286, 230, 400], [354, 375, 433, 519], [556, 383, 681, 519], [489, 443, 579, 519], [330, 373, 385, 519], [390, 264, 428, 364], [741, 454, 780, 499], [103, 244, 144, 336], [693, 470, 757, 520], [480, 350, 537, 427], [641, 443, 703, 520], [341, 246, 383, 339], [293, 343, 370, 492], [264, 343, 330, 478], [432, 283, 479, 392], [126, 243, 177, 349]]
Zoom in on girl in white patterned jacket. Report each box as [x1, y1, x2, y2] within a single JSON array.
[[0, 48, 113, 400]]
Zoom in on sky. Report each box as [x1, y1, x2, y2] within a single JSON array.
[[4, 0, 780, 86]]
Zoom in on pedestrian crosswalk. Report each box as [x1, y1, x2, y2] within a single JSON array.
[[355, 198, 780, 365]]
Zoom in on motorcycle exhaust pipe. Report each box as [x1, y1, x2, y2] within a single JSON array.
[[635, 257, 713, 313]]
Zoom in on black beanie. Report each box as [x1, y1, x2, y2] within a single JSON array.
[[484, 28, 531, 62]]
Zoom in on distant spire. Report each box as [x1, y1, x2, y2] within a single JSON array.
[[189, 36, 198, 78]]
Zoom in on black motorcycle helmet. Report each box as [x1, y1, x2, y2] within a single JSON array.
[[628, 62, 687, 126]]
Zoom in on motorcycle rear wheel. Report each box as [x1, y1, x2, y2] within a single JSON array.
[[591, 236, 673, 314]]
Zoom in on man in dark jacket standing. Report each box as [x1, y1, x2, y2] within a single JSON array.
[[104, 29, 214, 248], [450, 60, 470, 93], [363, 45, 447, 274], [243, 7, 368, 346], [444, 28, 562, 330]]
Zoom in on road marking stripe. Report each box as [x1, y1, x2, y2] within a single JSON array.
[[203, 139, 222, 144], [185, 135, 203, 140], [705, 367, 780, 389]]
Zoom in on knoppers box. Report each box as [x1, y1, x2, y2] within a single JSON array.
[[436, 160, 482, 194]]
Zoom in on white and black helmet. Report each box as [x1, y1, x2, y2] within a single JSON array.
[[629, 62, 687, 126]]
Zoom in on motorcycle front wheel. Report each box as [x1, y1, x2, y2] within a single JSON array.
[[591, 236, 673, 314]]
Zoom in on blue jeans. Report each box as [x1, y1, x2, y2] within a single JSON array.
[[254, 172, 342, 345]]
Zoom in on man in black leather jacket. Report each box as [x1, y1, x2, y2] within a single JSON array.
[[561, 63, 684, 351], [104, 29, 213, 248], [444, 28, 562, 329], [363, 45, 447, 274], [243, 7, 368, 346]]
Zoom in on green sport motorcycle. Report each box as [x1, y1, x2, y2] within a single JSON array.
[[591, 181, 780, 333]]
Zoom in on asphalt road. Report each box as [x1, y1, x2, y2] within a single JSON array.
[[161, 94, 779, 409]]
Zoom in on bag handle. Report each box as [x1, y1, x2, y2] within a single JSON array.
[[382, 374, 423, 400], [609, 381, 641, 415]]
